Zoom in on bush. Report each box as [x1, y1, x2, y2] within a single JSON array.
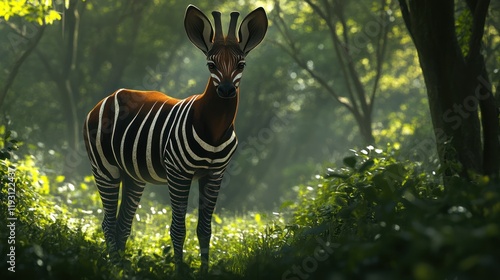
[[0, 157, 117, 279], [244, 146, 500, 279]]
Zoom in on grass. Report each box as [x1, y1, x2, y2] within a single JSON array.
[[1, 145, 500, 279], [0, 156, 288, 279]]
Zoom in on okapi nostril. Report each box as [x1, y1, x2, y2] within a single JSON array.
[[217, 84, 237, 98]]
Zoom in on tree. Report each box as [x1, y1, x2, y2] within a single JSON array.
[[273, 0, 396, 145], [34, 0, 153, 153], [398, 0, 500, 181], [0, 0, 62, 110]]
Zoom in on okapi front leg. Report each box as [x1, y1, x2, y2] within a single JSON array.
[[166, 169, 193, 269], [197, 173, 223, 272]]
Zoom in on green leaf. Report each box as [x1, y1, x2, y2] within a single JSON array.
[[0, 150, 11, 160], [343, 156, 357, 169], [255, 213, 261, 223], [358, 159, 375, 173], [372, 173, 389, 189], [45, 10, 62, 24], [385, 163, 407, 182], [213, 214, 222, 224], [325, 172, 350, 179]]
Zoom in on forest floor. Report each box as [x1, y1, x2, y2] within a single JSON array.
[[1, 147, 500, 279]]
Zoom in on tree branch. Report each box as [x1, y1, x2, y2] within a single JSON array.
[[333, 0, 350, 49], [0, 24, 46, 110], [271, 2, 355, 113], [466, 0, 490, 64], [369, 0, 391, 114], [334, 2, 370, 117], [270, 38, 355, 114], [305, 0, 359, 111], [304, 0, 328, 23]]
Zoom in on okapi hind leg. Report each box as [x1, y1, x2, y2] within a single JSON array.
[[116, 174, 146, 252], [94, 174, 121, 256]]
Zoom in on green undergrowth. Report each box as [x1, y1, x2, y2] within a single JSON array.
[[0, 155, 285, 279], [1, 144, 500, 279], [241, 146, 500, 280]]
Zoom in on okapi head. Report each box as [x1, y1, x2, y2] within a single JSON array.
[[184, 5, 268, 98]]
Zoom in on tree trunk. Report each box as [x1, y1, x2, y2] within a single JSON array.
[[355, 112, 375, 145], [61, 0, 83, 153], [399, 0, 500, 181], [477, 64, 500, 176]]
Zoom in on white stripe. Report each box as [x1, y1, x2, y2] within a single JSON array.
[[84, 114, 98, 164], [191, 126, 236, 153], [120, 105, 144, 181], [212, 141, 238, 164], [95, 97, 119, 180], [161, 98, 189, 157], [210, 73, 220, 82], [167, 97, 197, 173], [111, 91, 123, 168], [177, 113, 237, 168], [85, 113, 108, 180], [169, 142, 194, 175], [171, 98, 200, 170], [165, 95, 239, 171], [146, 102, 168, 183], [232, 73, 242, 82], [179, 122, 213, 168], [132, 104, 157, 182]]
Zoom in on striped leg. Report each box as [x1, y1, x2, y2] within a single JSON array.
[[93, 172, 121, 254], [116, 175, 145, 251], [167, 169, 193, 267], [197, 172, 223, 272]]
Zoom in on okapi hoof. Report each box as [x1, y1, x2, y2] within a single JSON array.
[[174, 261, 192, 277], [108, 251, 122, 266], [199, 262, 209, 277]]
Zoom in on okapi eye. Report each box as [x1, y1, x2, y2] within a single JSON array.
[[237, 62, 246, 70], [207, 62, 216, 70]]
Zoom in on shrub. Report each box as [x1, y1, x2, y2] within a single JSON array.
[[252, 146, 500, 280]]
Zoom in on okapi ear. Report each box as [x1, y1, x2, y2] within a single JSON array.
[[238, 7, 268, 55], [184, 5, 214, 54]]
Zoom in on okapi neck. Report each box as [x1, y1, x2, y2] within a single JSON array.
[[193, 78, 239, 146]]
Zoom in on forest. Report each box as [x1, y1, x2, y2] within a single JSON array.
[[1, 0, 499, 279]]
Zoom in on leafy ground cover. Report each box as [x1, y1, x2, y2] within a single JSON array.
[[1, 144, 499, 279]]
